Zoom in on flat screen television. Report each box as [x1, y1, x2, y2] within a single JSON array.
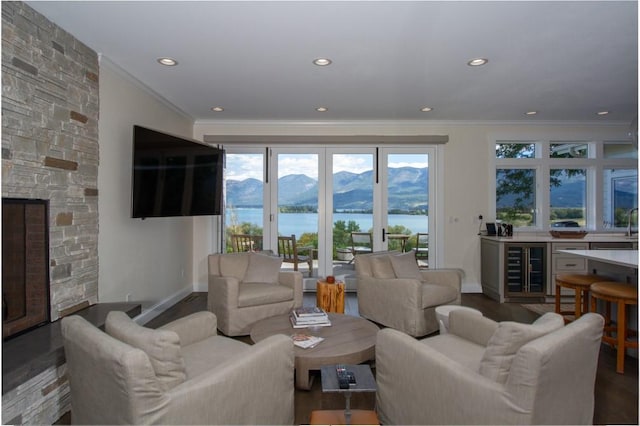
[[131, 125, 224, 218]]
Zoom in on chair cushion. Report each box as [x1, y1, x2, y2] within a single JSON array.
[[389, 251, 422, 280], [105, 311, 186, 391], [421, 333, 486, 372], [181, 335, 250, 378], [421, 284, 459, 308], [478, 312, 564, 384], [244, 252, 283, 284], [238, 283, 294, 308], [370, 255, 396, 279]]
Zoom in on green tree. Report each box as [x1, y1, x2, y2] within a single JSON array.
[[225, 222, 263, 253], [496, 144, 585, 226], [386, 225, 412, 251], [332, 220, 361, 258]]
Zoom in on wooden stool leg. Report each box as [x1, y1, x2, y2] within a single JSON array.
[[575, 288, 582, 318], [582, 290, 589, 317], [616, 300, 626, 374], [555, 283, 562, 314]]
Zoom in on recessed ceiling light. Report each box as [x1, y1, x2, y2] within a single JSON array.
[[315, 107, 328, 112], [596, 110, 609, 116], [313, 58, 332, 66], [420, 107, 433, 112], [467, 58, 488, 67], [211, 106, 224, 112], [157, 57, 178, 66], [525, 111, 538, 115]]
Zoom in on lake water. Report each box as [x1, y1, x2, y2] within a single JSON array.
[[227, 208, 428, 235]]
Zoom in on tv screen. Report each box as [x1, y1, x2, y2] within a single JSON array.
[[131, 125, 224, 218]]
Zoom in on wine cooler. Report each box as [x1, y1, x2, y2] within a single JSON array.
[[504, 243, 546, 298]]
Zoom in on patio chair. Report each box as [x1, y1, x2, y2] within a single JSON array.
[[231, 234, 262, 252], [414, 232, 429, 267], [278, 234, 313, 276], [350, 232, 373, 263]]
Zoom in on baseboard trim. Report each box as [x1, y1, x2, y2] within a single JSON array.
[[463, 282, 482, 293], [132, 285, 194, 325]]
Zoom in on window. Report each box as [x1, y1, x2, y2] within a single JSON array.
[[494, 140, 637, 231], [550, 168, 586, 227], [604, 169, 638, 228], [222, 144, 438, 278], [496, 168, 536, 227]]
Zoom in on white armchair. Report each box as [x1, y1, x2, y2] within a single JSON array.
[[355, 251, 462, 337], [375, 310, 604, 425], [208, 252, 303, 336], [62, 311, 294, 424]]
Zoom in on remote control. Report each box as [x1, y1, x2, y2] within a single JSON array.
[[338, 375, 350, 389], [336, 364, 350, 389]]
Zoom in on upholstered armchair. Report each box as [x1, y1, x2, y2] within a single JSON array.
[[61, 311, 295, 425], [375, 310, 604, 425], [355, 251, 462, 337], [208, 252, 303, 336]]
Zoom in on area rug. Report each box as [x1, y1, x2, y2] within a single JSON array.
[[522, 303, 574, 320]]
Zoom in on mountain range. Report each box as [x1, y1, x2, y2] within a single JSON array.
[[226, 167, 429, 212], [226, 167, 618, 211]]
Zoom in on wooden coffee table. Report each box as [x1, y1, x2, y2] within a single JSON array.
[[250, 313, 379, 390]]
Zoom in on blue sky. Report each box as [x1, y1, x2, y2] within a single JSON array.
[[226, 153, 428, 181]]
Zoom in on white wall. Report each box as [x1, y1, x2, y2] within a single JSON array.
[[193, 120, 629, 292], [98, 58, 196, 319]]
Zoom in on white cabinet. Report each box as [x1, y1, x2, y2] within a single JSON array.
[[481, 236, 636, 303], [550, 242, 589, 297]]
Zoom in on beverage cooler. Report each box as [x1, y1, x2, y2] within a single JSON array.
[[504, 243, 547, 299]]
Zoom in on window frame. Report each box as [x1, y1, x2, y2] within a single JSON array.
[[492, 139, 637, 231]]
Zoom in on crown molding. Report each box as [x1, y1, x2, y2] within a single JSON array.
[[194, 118, 630, 135], [99, 54, 194, 123]]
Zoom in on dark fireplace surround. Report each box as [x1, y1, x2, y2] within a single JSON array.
[[2, 198, 51, 339]]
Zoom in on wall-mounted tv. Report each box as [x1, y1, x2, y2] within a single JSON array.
[[131, 125, 224, 219]]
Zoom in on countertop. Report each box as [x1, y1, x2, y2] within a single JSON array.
[[558, 249, 639, 268], [480, 233, 637, 244]]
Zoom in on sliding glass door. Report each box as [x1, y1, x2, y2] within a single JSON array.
[[381, 149, 431, 267], [327, 149, 376, 278], [223, 149, 267, 252], [269, 149, 321, 277], [223, 145, 437, 282]]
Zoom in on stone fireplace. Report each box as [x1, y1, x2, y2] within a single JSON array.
[[2, 1, 100, 326], [2, 2, 100, 423]]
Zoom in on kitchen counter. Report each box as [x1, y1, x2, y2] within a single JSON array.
[[558, 249, 639, 269], [480, 234, 637, 303], [481, 234, 637, 244]]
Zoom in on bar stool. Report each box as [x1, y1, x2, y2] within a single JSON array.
[[590, 281, 638, 374], [555, 274, 602, 323]]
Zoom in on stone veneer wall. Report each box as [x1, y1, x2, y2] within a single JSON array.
[[2, 4, 99, 422], [2, 1, 100, 320]]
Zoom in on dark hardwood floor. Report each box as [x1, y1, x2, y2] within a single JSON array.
[[143, 292, 638, 425]]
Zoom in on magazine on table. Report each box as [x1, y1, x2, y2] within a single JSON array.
[[292, 314, 330, 324], [293, 306, 327, 318], [291, 333, 325, 349], [289, 313, 332, 328]]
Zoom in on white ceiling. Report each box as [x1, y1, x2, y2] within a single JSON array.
[[26, 1, 638, 123]]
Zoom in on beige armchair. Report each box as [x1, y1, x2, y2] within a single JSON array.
[[355, 251, 461, 337], [61, 311, 294, 425], [208, 251, 303, 336], [375, 310, 604, 425]]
